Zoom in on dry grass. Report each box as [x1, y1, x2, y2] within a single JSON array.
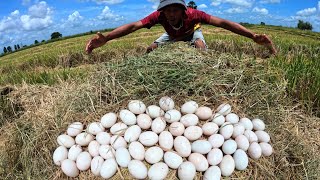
[[0, 44, 319, 179]]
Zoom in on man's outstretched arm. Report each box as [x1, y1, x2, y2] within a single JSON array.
[[86, 21, 144, 54], [208, 16, 277, 54]]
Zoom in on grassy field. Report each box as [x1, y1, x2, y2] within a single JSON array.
[[0, 25, 319, 179]]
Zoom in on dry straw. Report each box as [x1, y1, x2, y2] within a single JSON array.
[[0, 44, 319, 179]]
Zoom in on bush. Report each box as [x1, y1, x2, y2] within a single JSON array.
[[297, 20, 313, 30]]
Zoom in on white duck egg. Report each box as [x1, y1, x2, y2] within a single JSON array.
[[188, 153, 209, 172], [53, 146, 68, 166], [204, 166, 221, 180], [164, 151, 183, 169], [255, 130, 271, 143], [90, 156, 104, 176], [181, 100, 198, 114], [128, 160, 148, 179], [124, 125, 141, 142], [68, 145, 83, 161], [208, 134, 225, 148], [129, 141, 145, 160], [110, 122, 128, 135], [148, 162, 169, 180], [248, 142, 262, 160], [139, 131, 158, 146], [61, 159, 79, 177], [202, 122, 219, 136], [110, 135, 127, 150], [174, 136, 191, 157], [235, 134, 250, 151], [219, 123, 234, 140], [195, 106, 212, 120], [152, 117, 167, 134], [57, 134, 75, 148], [128, 100, 146, 114], [145, 146, 164, 164], [96, 132, 111, 145], [164, 109, 181, 123], [259, 142, 273, 156], [146, 105, 164, 119], [244, 130, 258, 143], [100, 158, 117, 179], [159, 96, 175, 111], [75, 133, 94, 146], [87, 122, 105, 135], [178, 161, 196, 180], [88, 140, 100, 157], [180, 114, 199, 127], [169, 122, 185, 136], [222, 139, 237, 155], [136, 114, 152, 130], [211, 113, 225, 126], [100, 112, 117, 128], [191, 140, 212, 154], [207, 148, 223, 166], [159, 131, 174, 151], [252, 118, 266, 131], [232, 124, 245, 138], [219, 155, 235, 177], [184, 126, 203, 141], [239, 117, 253, 130], [119, 109, 137, 125], [99, 145, 115, 159], [76, 151, 92, 171], [216, 103, 231, 116], [67, 122, 83, 137], [233, 149, 248, 171], [226, 113, 239, 124], [116, 147, 131, 167]]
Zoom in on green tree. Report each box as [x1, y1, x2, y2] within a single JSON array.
[[297, 20, 313, 30], [3, 47, 7, 53], [260, 22, 266, 25], [7, 46, 12, 52], [17, 44, 20, 49], [41, 40, 46, 43], [34, 40, 39, 44], [51, 32, 62, 39], [187, 1, 197, 9], [14, 45, 17, 51]]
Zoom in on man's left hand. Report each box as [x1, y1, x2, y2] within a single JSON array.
[[253, 34, 277, 55]]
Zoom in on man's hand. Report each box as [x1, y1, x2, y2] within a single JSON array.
[[253, 34, 277, 55], [85, 32, 107, 54]]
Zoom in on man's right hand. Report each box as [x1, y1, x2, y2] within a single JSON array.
[[85, 32, 107, 54]]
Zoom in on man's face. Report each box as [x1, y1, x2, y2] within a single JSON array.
[[162, 4, 184, 26]]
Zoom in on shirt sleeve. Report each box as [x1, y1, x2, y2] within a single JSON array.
[[193, 9, 211, 24], [140, 11, 160, 29]]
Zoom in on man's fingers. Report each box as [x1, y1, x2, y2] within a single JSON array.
[[97, 32, 104, 39]]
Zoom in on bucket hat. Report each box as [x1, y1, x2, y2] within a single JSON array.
[[157, 0, 187, 11]]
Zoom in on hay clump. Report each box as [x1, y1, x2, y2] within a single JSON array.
[[0, 44, 319, 179]]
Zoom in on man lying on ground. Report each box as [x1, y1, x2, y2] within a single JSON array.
[[86, 0, 277, 54]]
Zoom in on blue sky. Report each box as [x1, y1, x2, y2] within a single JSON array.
[[0, 0, 319, 53]]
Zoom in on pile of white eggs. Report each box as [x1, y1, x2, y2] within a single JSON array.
[[53, 97, 273, 179]]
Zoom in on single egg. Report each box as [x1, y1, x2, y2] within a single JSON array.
[[53, 146, 68, 166], [169, 122, 185, 136], [244, 130, 258, 143], [232, 123, 245, 138], [204, 166, 221, 180], [248, 142, 262, 160], [57, 134, 75, 148], [110, 122, 128, 135], [152, 117, 167, 134], [68, 145, 83, 161], [61, 159, 79, 177], [148, 162, 169, 180], [207, 148, 223, 166], [208, 134, 225, 148], [139, 131, 159, 146], [88, 140, 100, 157], [252, 118, 266, 131], [191, 140, 212, 154], [181, 100, 198, 114], [184, 126, 203, 141], [235, 134, 250, 151], [164, 109, 181, 123], [119, 109, 137, 125], [128, 160, 148, 179], [178, 161, 196, 180], [110, 135, 127, 150], [188, 153, 209, 172], [159, 131, 174, 151], [136, 114, 152, 130], [87, 122, 105, 135], [195, 106, 213, 120], [124, 125, 141, 142], [145, 146, 164, 164], [146, 105, 164, 119], [211, 113, 225, 126], [259, 142, 273, 156], [76, 151, 92, 171], [226, 113, 239, 124], [99, 145, 115, 159], [129, 141, 145, 160], [255, 130, 271, 143], [128, 100, 146, 114], [202, 122, 219, 136], [100, 112, 117, 128], [75, 133, 94, 146], [216, 103, 231, 116], [239, 117, 253, 130], [219, 155, 235, 177], [100, 158, 117, 179], [96, 132, 111, 145], [116, 147, 131, 167], [180, 114, 199, 127], [222, 139, 237, 155], [67, 122, 83, 137], [233, 149, 248, 171], [164, 151, 183, 169], [159, 96, 175, 111], [90, 156, 104, 176], [219, 122, 234, 139], [174, 136, 191, 157]]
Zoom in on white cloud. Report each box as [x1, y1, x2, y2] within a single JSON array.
[[198, 4, 208, 9], [318, 1, 320, 11], [252, 7, 268, 15], [28, 1, 51, 18], [11, 10, 20, 17], [296, 7, 317, 16], [211, 0, 253, 8], [98, 6, 123, 21], [0, 12, 21, 32], [225, 7, 247, 13], [68, 11, 83, 22], [260, 0, 280, 4]]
